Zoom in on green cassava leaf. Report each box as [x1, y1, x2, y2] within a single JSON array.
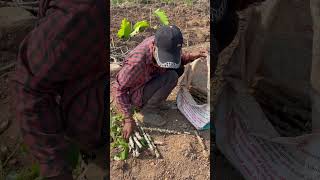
[[117, 18, 132, 39], [111, 112, 130, 160], [130, 20, 149, 37], [154, 9, 169, 25], [119, 147, 129, 160], [113, 140, 129, 161], [140, 138, 148, 147], [117, 138, 129, 148], [114, 155, 121, 161]]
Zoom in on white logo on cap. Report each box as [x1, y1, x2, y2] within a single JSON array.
[[177, 44, 182, 47]]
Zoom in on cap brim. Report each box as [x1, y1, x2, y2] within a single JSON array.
[[155, 47, 181, 69]]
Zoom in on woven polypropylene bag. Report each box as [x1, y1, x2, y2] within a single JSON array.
[[215, 0, 320, 179], [177, 56, 210, 130]]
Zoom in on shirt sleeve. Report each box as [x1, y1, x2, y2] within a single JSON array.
[[115, 54, 145, 118], [181, 51, 194, 65], [16, 85, 72, 177], [13, 1, 107, 178]]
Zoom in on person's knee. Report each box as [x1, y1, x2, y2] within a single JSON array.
[[175, 66, 185, 77], [165, 70, 179, 85]]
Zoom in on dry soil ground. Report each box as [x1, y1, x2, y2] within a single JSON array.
[[110, 1, 211, 180], [0, 1, 245, 180]]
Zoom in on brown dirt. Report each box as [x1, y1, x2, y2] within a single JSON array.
[[0, 1, 211, 179], [111, 135, 209, 180], [110, 77, 211, 180], [110, 1, 210, 179], [110, 1, 210, 62]]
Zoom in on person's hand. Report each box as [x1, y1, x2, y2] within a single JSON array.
[[190, 50, 208, 61], [122, 118, 136, 140]]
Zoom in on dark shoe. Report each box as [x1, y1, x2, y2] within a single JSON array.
[[134, 108, 167, 127], [158, 102, 171, 110], [155, 101, 177, 111]]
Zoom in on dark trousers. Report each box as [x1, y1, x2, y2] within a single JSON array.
[[142, 66, 184, 108]]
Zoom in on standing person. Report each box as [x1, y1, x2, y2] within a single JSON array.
[[111, 25, 207, 139], [11, 0, 107, 179]]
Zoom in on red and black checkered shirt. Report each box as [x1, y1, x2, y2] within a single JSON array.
[[12, 0, 107, 178], [112, 36, 193, 118]]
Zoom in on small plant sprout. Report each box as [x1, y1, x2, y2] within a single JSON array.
[[154, 8, 169, 26]]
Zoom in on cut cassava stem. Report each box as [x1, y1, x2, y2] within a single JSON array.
[[133, 119, 161, 158], [146, 134, 160, 158], [133, 146, 140, 157], [141, 127, 191, 135], [142, 130, 154, 153], [133, 136, 143, 149], [136, 122, 155, 154], [129, 136, 135, 152], [134, 131, 143, 140]]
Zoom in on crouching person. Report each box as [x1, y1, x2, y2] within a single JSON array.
[[111, 25, 207, 139]]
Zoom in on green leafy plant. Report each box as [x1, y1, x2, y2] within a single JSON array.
[[117, 9, 170, 39], [110, 113, 129, 160], [112, 138, 129, 160], [117, 19, 150, 40], [154, 8, 169, 26], [110, 114, 122, 141], [117, 18, 132, 39], [130, 21, 149, 37]]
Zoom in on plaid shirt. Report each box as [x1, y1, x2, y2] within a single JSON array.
[[112, 36, 193, 118], [12, 0, 107, 178]]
